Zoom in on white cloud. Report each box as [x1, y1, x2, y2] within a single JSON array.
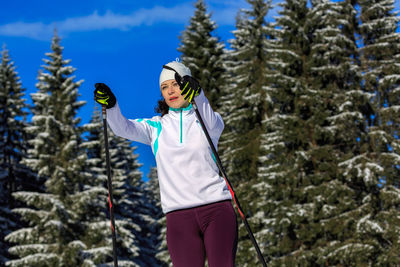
[[0, 4, 194, 40], [0, 1, 283, 41], [0, 21, 54, 40]]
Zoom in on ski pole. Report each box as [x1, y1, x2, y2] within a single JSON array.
[[192, 101, 268, 267], [101, 105, 118, 267]]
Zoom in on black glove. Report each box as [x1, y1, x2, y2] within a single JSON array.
[[175, 75, 201, 103], [94, 83, 116, 109]]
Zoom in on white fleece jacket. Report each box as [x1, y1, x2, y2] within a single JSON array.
[[106, 91, 231, 213]]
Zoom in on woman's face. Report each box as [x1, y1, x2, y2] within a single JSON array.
[[161, 79, 190, 109]]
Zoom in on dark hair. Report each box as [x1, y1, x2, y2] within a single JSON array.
[[155, 98, 169, 117]]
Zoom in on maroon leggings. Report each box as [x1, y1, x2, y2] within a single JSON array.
[[166, 200, 238, 267]]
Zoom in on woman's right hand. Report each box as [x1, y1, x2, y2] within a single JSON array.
[[94, 83, 116, 109]]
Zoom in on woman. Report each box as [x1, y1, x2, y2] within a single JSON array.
[[94, 61, 237, 267]]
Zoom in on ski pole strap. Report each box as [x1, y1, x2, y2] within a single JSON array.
[[102, 105, 107, 119]]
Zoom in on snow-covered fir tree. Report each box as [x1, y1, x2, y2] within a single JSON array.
[[79, 106, 117, 265], [255, 0, 312, 264], [219, 0, 273, 186], [216, 0, 274, 264], [4, 32, 94, 266], [0, 45, 31, 204], [281, 0, 371, 264], [254, 0, 393, 265], [0, 45, 38, 266], [177, 0, 226, 110], [347, 0, 400, 264]]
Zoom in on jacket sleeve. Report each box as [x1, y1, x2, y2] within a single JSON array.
[[105, 102, 154, 145], [194, 90, 224, 139]]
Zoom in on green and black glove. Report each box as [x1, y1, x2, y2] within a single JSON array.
[[176, 75, 201, 103], [94, 83, 116, 109]]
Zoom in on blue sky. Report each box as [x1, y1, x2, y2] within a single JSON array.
[[0, 0, 399, 178]]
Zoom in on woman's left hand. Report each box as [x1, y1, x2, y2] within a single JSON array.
[[176, 75, 201, 103]]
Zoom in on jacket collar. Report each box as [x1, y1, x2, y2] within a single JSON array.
[[168, 104, 193, 117]]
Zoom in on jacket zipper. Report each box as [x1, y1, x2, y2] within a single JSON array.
[[180, 109, 183, 143]]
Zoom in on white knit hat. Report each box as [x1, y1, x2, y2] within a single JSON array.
[[159, 60, 191, 87]]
